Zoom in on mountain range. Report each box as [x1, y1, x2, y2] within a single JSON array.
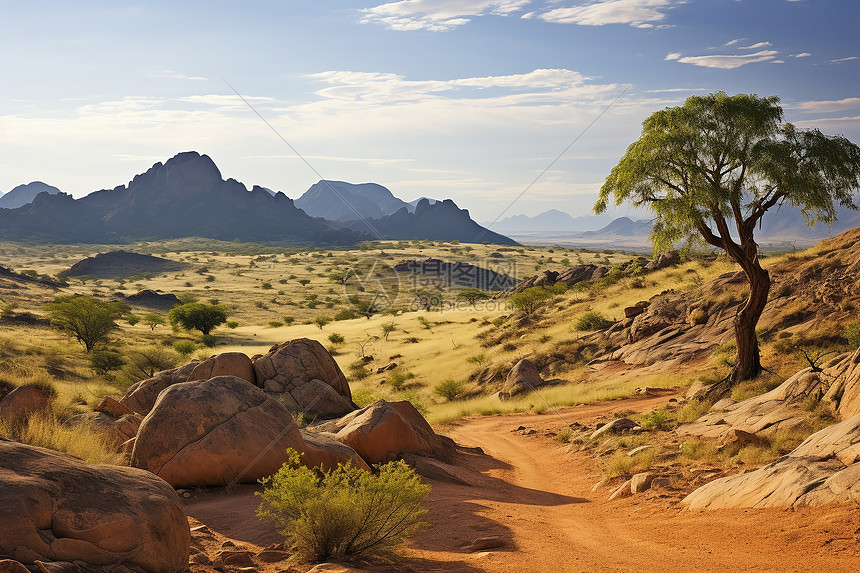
[[0, 152, 515, 246], [0, 181, 61, 209], [482, 209, 614, 234]]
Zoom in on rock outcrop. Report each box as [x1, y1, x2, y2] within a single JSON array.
[[0, 438, 189, 571], [314, 400, 455, 465], [120, 361, 200, 415], [253, 338, 357, 419], [188, 352, 256, 385], [131, 376, 306, 487], [0, 385, 54, 427], [500, 359, 547, 398], [684, 412, 860, 509]]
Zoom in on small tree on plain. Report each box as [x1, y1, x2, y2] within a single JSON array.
[[142, 312, 166, 331], [44, 295, 128, 352], [168, 302, 228, 335]]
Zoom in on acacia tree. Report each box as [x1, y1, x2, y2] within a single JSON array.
[[168, 302, 227, 335], [596, 92, 860, 391], [44, 295, 128, 352]]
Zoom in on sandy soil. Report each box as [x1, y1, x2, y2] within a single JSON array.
[[184, 394, 860, 573]]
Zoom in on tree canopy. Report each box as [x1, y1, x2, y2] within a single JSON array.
[[44, 295, 128, 352], [168, 302, 228, 335], [596, 92, 860, 387]]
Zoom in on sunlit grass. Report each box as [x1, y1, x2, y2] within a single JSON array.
[[0, 413, 127, 466]]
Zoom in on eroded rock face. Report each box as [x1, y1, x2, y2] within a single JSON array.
[[823, 349, 860, 418], [316, 400, 453, 465], [119, 361, 199, 415], [253, 338, 356, 419], [131, 375, 305, 487], [0, 438, 189, 572], [300, 429, 370, 471], [683, 412, 860, 509]]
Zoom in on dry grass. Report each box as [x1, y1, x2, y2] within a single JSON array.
[[0, 412, 127, 465]]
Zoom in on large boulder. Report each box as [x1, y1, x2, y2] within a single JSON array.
[[131, 375, 306, 487], [316, 400, 453, 465], [253, 338, 357, 419], [0, 438, 189, 571], [823, 349, 860, 418], [187, 352, 256, 385], [683, 412, 860, 509], [300, 429, 371, 471], [119, 361, 199, 415], [500, 359, 545, 398], [0, 385, 53, 427]]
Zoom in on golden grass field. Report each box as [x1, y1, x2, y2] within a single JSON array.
[[0, 237, 815, 455]]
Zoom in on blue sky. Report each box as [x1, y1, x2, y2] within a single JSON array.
[[1, 0, 858, 220]]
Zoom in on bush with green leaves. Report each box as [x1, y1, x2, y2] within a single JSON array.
[[846, 321, 860, 350], [509, 287, 553, 316], [434, 378, 464, 400], [90, 348, 125, 376], [173, 340, 197, 356], [257, 450, 429, 562], [328, 332, 345, 344], [573, 310, 612, 331]]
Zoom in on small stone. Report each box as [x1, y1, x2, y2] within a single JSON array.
[[630, 472, 656, 494], [513, 426, 526, 432], [182, 492, 192, 498], [609, 480, 632, 500], [627, 445, 653, 457], [464, 536, 506, 552], [256, 550, 290, 563], [651, 477, 672, 489], [591, 418, 638, 439]]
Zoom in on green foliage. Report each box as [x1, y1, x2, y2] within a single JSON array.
[[268, 321, 284, 328], [639, 409, 673, 431], [173, 341, 197, 356], [381, 321, 396, 340], [142, 312, 166, 331], [574, 310, 612, 331], [328, 332, 345, 344], [456, 288, 489, 305], [466, 353, 488, 365], [348, 364, 371, 380], [123, 346, 180, 381], [90, 348, 125, 376], [328, 268, 355, 285], [335, 309, 360, 321], [284, 316, 295, 326], [44, 295, 128, 352], [256, 450, 430, 562], [434, 378, 464, 401], [846, 321, 860, 350], [313, 316, 332, 330], [226, 321, 239, 329], [509, 286, 553, 315], [168, 302, 228, 335], [124, 314, 140, 326], [201, 333, 217, 347], [386, 370, 414, 391]]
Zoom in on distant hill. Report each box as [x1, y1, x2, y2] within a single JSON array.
[[407, 197, 437, 211], [340, 198, 519, 245], [483, 209, 613, 234], [580, 216, 652, 238], [0, 181, 61, 209], [0, 152, 369, 245], [64, 251, 188, 279], [295, 181, 412, 221]]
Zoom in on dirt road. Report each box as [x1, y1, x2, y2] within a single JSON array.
[[404, 395, 860, 573], [186, 394, 860, 572]]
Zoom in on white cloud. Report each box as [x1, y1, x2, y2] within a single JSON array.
[[790, 52, 811, 58], [794, 97, 860, 113], [151, 70, 208, 81], [539, 0, 682, 27], [724, 38, 742, 46], [177, 95, 276, 107], [829, 56, 858, 64], [664, 52, 681, 61], [669, 50, 779, 69], [738, 41, 771, 49], [359, 0, 530, 31]]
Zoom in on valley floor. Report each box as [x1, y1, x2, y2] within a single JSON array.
[[184, 393, 860, 573]]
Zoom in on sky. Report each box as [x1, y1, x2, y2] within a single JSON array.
[[1, 0, 858, 221]]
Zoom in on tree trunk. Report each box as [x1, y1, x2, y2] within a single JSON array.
[[730, 259, 770, 383]]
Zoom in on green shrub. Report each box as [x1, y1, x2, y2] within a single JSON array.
[[434, 378, 464, 400], [335, 309, 359, 321], [509, 287, 553, 315], [257, 450, 429, 562], [639, 409, 673, 431], [386, 370, 414, 390], [226, 321, 239, 329], [328, 333, 345, 344], [313, 316, 332, 330], [573, 310, 612, 331], [173, 341, 197, 356], [201, 334, 217, 347], [349, 364, 371, 380], [90, 348, 125, 375], [846, 321, 860, 350], [268, 321, 284, 328]]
